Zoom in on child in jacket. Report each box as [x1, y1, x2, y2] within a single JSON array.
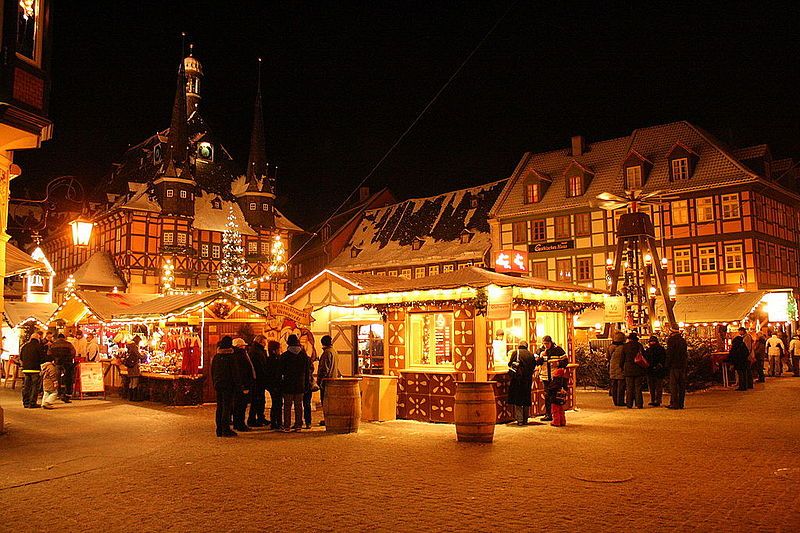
[[40, 360, 59, 409], [548, 356, 570, 427]]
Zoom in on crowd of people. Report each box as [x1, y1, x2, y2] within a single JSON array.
[[17, 330, 100, 409], [211, 333, 340, 437], [507, 335, 570, 427], [727, 326, 800, 389]]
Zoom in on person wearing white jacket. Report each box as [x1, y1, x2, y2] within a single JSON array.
[[789, 335, 800, 377], [766, 333, 785, 377], [85, 334, 100, 362]]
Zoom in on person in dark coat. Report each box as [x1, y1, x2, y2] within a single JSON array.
[[607, 331, 626, 406], [317, 335, 341, 427], [231, 338, 256, 432], [621, 332, 646, 409], [665, 328, 689, 409], [265, 340, 283, 430], [212, 336, 241, 437], [547, 356, 570, 427], [507, 341, 536, 425], [280, 334, 313, 431], [246, 335, 269, 427], [48, 333, 76, 403], [739, 327, 755, 389], [123, 336, 143, 402], [753, 329, 767, 383], [20, 332, 44, 408], [644, 335, 667, 407], [728, 335, 751, 391], [536, 335, 566, 422]]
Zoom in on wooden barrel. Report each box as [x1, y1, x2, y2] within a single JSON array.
[[323, 378, 362, 434], [454, 382, 496, 443]]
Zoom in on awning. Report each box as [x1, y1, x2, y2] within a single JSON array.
[[3, 301, 58, 327], [658, 291, 765, 325], [4, 243, 44, 277]]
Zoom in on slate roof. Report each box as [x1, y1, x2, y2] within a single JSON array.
[[492, 121, 766, 219], [330, 179, 507, 270]]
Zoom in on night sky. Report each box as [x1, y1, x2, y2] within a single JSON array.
[[13, 1, 800, 228]]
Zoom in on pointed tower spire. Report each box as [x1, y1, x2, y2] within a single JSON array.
[[167, 54, 189, 166], [246, 57, 268, 188]]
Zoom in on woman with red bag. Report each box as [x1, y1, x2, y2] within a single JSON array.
[[621, 332, 647, 409]]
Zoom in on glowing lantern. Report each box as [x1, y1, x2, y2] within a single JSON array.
[[69, 217, 95, 246]]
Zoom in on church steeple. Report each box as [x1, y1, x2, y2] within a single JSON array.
[[184, 44, 203, 116], [246, 58, 268, 189], [167, 58, 189, 166]]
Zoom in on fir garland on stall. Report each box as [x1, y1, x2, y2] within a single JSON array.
[[363, 297, 601, 320], [217, 207, 254, 299]]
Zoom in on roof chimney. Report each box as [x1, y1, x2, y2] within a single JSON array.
[[359, 186, 371, 202], [571, 135, 585, 157]]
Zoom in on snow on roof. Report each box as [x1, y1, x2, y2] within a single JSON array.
[[329, 179, 507, 270], [111, 290, 266, 320], [119, 182, 161, 212], [61, 252, 127, 289], [3, 302, 58, 327], [194, 191, 257, 236], [5, 243, 46, 277], [52, 291, 161, 323]]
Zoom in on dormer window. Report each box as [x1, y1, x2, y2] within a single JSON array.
[[469, 194, 480, 209], [166, 189, 174, 198], [411, 238, 424, 251], [459, 230, 474, 244], [211, 198, 222, 210], [525, 182, 540, 204], [350, 247, 362, 258], [671, 158, 689, 180], [625, 166, 643, 189], [262, 203, 269, 211], [568, 175, 583, 197], [180, 190, 188, 199], [249, 202, 257, 211]]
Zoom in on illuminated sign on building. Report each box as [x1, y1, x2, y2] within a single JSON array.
[[494, 249, 528, 273]]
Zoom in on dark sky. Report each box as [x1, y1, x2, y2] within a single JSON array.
[[13, 1, 800, 227]]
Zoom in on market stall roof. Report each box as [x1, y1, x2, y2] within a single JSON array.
[[52, 291, 161, 324], [110, 290, 266, 321], [350, 266, 607, 295], [4, 243, 44, 277], [282, 268, 406, 306], [574, 307, 606, 328], [55, 251, 127, 290], [3, 301, 58, 328], [659, 291, 765, 324]]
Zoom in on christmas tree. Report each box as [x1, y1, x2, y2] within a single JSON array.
[[217, 207, 254, 299]]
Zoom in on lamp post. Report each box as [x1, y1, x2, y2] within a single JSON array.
[[68, 216, 95, 247]]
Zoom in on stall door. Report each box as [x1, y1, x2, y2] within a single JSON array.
[[331, 324, 355, 377], [355, 324, 385, 375]]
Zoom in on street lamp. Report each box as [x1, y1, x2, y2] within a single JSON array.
[[68, 217, 94, 247]]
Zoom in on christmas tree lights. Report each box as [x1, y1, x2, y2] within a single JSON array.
[[217, 207, 254, 299]]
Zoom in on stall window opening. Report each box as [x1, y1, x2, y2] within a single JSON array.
[[408, 312, 453, 367], [491, 311, 528, 369]]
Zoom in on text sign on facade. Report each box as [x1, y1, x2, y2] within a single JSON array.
[[603, 296, 626, 323], [486, 286, 513, 321], [528, 240, 575, 253], [494, 249, 528, 273]]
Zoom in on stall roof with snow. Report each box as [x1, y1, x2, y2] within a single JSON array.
[[55, 251, 127, 291], [4, 243, 45, 277], [3, 301, 58, 328], [109, 290, 268, 322], [52, 291, 161, 324], [329, 179, 507, 271]]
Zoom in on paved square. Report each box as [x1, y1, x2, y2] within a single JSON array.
[[1, 379, 798, 531]]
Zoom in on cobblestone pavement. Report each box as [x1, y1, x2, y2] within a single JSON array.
[[1, 378, 798, 532]]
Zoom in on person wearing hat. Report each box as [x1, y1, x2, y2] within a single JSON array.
[[280, 334, 313, 431], [644, 335, 667, 406], [212, 336, 241, 437], [621, 332, 646, 409], [265, 340, 283, 430], [665, 327, 688, 409], [231, 337, 256, 432], [507, 341, 536, 425], [535, 335, 565, 421], [316, 335, 341, 426]]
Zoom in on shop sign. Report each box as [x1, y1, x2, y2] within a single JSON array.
[[603, 296, 626, 323], [486, 287, 513, 321], [77, 362, 105, 393], [268, 302, 314, 325], [494, 249, 528, 273], [528, 240, 574, 253]]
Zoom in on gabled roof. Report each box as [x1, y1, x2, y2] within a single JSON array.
[[330, 179, 507, 270], [110, 290, 266, 321], [4, 243, 45, 277], [59, 252, 126, 290], [733, 144, 770, 161], [492, 121, 763, 219], [282, 268, 403, 305], [3, 302, 58, 328], [52, 291, 161, 324]]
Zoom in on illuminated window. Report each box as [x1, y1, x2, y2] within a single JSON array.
[[261, 241, 270, 255], [400, 268, 412, 280], [166, 189, 174, 198], [554, 216, 570, 239], [211, 198, 222, 210], [568, 175, 583, 197], [429, 265, 440, 276], [491, 311, 528, 369], [442, 264, 454, 273], [535, 311, 567, 349], [259, 290, 270, 301], [262, 203, 269, 211], [674, 248, 691, 274], [412, 239, 424, 251], [574, 213, 591, 236], [576, 257, 592, 281], [530, 261, 547, 279], [696, 197, 714, 222], [625, 166, 643, 189], [699, 246, 717, 272], [177, 233, 187, 246], [212, 245, 221, 259], [248, 241, 258, 253], [414, 267, 426, 278], [525, 182, 540, 204], [556, 258, 572, 282], [180, 190, 188, 199], [722, 194, 741, 219], [512, 221, 527, 244], [408, 312, 453, 367], [388, 270, 399, 277], [724, 244, 743, 271], [16, 0, 40, 62], [671, 158, 689, 180], [531, 219, 546, 242], [249, 202, 257, 211], [201, 244, 209, 257], [671, 200, 689, 225], [163, 232, 174, 245]]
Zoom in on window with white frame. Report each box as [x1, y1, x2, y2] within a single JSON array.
[[414, 267, 426, 278], [177, 233, 187, 246], [163, 232, 174, 245], [262, 203, 269, 211], [525, 182, 541, 204], [724, 244, 744, 271], [671, 158, 689, 180], [721, 194, 740, 219], [260, 290, 270, 301], [625, 166, 643, 189], [248, 241, 258, 253], [696, 197, 714, 223], [201, 244, 209, 257], [671, 200, 689, 225], [249, 202, 257, 211], [443, 264, 454, 273], [166, 189, 174, 198], [429, 265, 440, 276], [674, 248, 691, 274], [212, 245, 221, 259], [699, 246, 717, 272], [568, 175, 583, 197], [180, 190, 188, 199], [261, 241, 270, 255], [531, 219, 546, 241], [408, 312, 453, 366], [400, 268, 412, 279]]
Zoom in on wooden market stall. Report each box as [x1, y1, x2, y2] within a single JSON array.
[[349, 267, 606, 423]]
